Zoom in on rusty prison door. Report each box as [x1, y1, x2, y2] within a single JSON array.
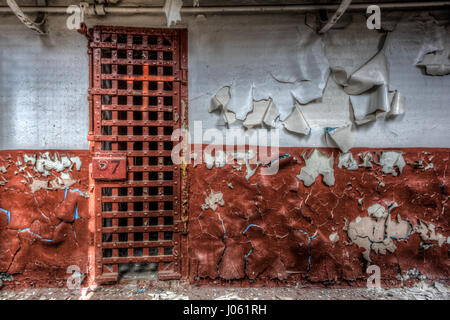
[[88, 26, 187, 283]]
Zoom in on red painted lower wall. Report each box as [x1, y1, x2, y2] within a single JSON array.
[[0, 150, 90, 288], [187, 147, 449, 287], [1, 147, 449, 288]]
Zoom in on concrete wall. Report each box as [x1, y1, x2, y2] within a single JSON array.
[[0, 12, 449, 150], [0, 15, 89, 150], [0, 10, 449, 287]]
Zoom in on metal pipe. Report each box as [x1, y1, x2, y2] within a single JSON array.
[[0, 2, 449, 14], [319, 0, 353, 34], [5, 0, 46, 34]]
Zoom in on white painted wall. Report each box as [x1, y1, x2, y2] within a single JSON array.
[[0, 12, 448, 150]]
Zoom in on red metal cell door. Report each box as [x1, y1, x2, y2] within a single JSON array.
[[88, 26, 187, 283]]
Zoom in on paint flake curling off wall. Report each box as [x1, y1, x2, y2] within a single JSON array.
[[188, 146, 449, 286], [0, 150, 90, 288]]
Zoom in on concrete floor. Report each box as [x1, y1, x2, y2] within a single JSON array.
[[0, 280, 448, 300]]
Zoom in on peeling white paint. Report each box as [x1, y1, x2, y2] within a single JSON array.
[[297, 149, 334, 187], [387, 90, 406, 118], [70, 156, 82, 171], [379, 151, 405, 176], [24, 154, 36, 165], [243, 99, 279, 129], [190, 153, 198, 168], [358, 152, 374, 168], [214, 150, 226, 168], [163, 0, 183, 27], [201, 190, 225, 211], [283, 104, 310, 136], [343, 51, 389, 96], [327, 124, 355, 153], [204, 151, 214, 170], [210, 86, 236, 125], [338, 152, 358, 170], [244, 158, 260, 181]]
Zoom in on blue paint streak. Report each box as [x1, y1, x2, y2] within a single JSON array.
[[295, 229, 317, 272], [18, 228, 53, 242], [266, 153, 291, 167], [74, 204, 79, 221], [0, 208, 11, 225], [390, 232, 412, 241], [64, 187, 86, 202], [243, 224, 263, 234], [255, 183, 261, 195], [63, 187, 68, 201], [243, 240, 255, 272], [70, 189, 85, 196]]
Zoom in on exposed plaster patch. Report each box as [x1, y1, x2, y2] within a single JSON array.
[[23, 154, 36, 166], [190, 153, 198, 168], [203, 149, 258, 183], [368, 203, 388, 219], [204, 152, 214, 170], [379, 151, 405, 176], [7, 152, 83, 193], [329, 232, 339, 243], [215, 151, 226, 168], [358, 152, 374, 168], [229, 149, 256, 162], [344, 203, 412, 261], [201, 190, 225, 212], [414, 220, 448, 247], [70, 156, 82, 171], [244, 158, 260, 181], [297, 149, 334, 187], [338, 152, 358, 170], [29, 179, 49, 194], [49, 176, 77, 190], [34, 152, 81, 175]]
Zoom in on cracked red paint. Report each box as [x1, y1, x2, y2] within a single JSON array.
[[0, 147, 449, 288], [0, 150, 90, 289], [187, 146, 450, 287]]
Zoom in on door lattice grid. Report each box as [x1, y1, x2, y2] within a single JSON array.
[[89, 26, 186, 283]]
